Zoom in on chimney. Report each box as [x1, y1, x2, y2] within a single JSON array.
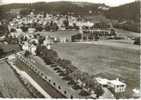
[[116, 78, 119, 81]]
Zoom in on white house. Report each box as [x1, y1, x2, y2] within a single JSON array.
[[47, 44, 51, 50], [22, 42, 30, 51], [96, 77, 126, 93], [22, 42, 37, 55], [8, 54, 16, 61], [107, 78, 126, 93], [30, 44, 37, 55], [28, 28, 36, 34], [132, 88, 140, 98], [96, 77, 109, 86]]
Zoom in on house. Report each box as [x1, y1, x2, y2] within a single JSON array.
[[96, 77, 126, 93], [132, 88, 140, 98], [22, 42, 30, 51], [43, 36, 53, 45], [22, 42, 37, 55], [107, 78, 126, 93], [60, 37, 67, 43], [30, 44, 37, 55], [96, 77, 109, 87], [28, 28, 36, 34]]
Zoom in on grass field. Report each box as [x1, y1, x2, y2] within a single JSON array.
[[52, 42, 140, 98], [0, 61, 32, 98]]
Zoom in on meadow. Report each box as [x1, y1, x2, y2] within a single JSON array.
[[53, 42, 140, 98]]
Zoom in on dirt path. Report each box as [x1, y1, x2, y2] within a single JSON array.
[[77, 40, 140, 50]]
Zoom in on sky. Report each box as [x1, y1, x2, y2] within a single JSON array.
[[1, 0, 136, 7]]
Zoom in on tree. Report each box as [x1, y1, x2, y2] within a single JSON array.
[[24, 50, 31, 58], [94, 84, 104, 98], [44, 49, 59, 64], [110, 29, 116, 36], [0, 48, 4, 58], [68, 69, 82, 81], [38, 36, 45, 45], [36, 45, 59, 65], [20, 9, 32, 16], [0, 22, 9, 36], [21, 26, 28, 32], [57, 59, 71, 69], [36, 24, 43, 32], [63, 19, 69, 29], [134, 37, 140, 45], [45, 23, 51, 31]]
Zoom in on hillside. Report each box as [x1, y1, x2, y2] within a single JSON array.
[[104, 1, 140, 33], [0, 1, 108, 16], [0, 1, 140, 32], [104, 1, 140, 22]]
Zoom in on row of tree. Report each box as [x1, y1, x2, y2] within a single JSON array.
[[35, 45, 104, 98]]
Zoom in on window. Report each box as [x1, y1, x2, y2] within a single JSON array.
[[41, 73, 43, 76], [70, 95, 73, 99], [58, 86, 61, 89], [45, 76, 47, 79], [53, 82, 56, 86], [64, 91, 67, 94]]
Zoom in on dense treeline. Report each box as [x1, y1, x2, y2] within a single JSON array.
[[35, 45, 104, 98], [104, 1, 140, 22]]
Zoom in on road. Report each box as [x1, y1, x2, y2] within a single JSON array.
[[77, 40, 140, 50]]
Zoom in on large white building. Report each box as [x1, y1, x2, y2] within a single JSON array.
[[96, 77, 126, 93], [108, 78, 126, 93]]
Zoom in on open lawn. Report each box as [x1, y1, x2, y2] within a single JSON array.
[[52, 42, 140, 98]]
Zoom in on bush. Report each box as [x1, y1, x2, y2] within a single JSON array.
[[21, 26, 28, 32], [134, 37, 140, 45], [0, 48, 4, 58], [36, 45, 59, 65], [71, 33, 82, 42], [94, 85, 104, 98]]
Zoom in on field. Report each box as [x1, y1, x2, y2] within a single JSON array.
[[0, 61, 32, 98], [52, 42, 140, 98]]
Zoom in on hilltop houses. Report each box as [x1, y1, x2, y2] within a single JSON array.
[[8, 11, 96, 33]]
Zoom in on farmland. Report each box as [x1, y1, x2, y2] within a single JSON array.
[[52, 42, 140, 98]]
